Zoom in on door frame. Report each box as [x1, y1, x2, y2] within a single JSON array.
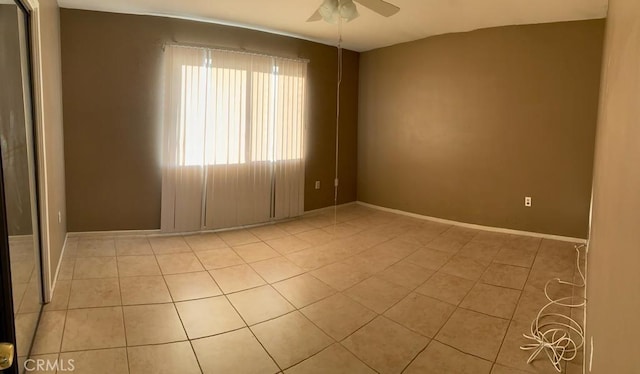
[[0, 163, 17, 373], [15, 0, 53, 303]]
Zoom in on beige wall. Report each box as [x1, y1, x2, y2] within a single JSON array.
[[59, 9, 359, 232], [586, 0, 640, 371], [358, 20, 604, 238], [39, 0, 67, 285]]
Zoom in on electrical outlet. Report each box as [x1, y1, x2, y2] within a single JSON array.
[[525, 196, 532, 207], [315, 181, 321, 190]]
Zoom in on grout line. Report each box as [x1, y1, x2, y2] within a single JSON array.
[[35, 209, 581, 373]]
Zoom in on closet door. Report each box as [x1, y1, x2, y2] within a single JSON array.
[[0, 2, 44, 372]]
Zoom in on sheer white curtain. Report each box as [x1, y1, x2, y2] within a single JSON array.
[[161, 45, 306, 232]]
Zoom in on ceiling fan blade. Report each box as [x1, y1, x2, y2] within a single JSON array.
[[354, 0, 400, 17], [307, 9, 322, 22]]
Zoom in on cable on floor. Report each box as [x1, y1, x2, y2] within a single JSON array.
[[520, 243, 586, 372]]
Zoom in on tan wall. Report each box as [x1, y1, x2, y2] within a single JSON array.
[[39, 0, 67, 285], [358, 20, 604, 238], [59, 9, 359, 232], [586, 0, 640, 371]]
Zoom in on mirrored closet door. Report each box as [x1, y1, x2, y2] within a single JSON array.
[[0, 1, 44, 373]]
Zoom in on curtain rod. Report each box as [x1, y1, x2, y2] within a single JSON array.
[[161, 42, 310, 64]]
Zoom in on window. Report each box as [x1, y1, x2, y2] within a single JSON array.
[[176, 50, 305, 166], [161, 45, 307, 232]]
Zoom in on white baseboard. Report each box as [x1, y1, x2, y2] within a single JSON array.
[[357, 201, 587, 244], [67, 229, 162, 238], [49, 232, 68, 300], [303, 201, 357, 215]]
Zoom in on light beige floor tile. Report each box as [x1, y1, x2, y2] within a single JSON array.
[[405, 248, 452, 270], [266, 235, 312, 254], [342, 316, 429, 374], [57, 258, 75, 281], [59, 348, 129, 374], [496, 320, 565, 374], [115, 237, 152, 256], [250, 256, 304, 283], [342, 251, 399, 274], [164, 271, 222, 301], [228, 285, 295, 325], [195, 248, 244, 269], [123, 304, 187, 345], [512, 286, 570, 324], [43, 280, 71, 311], [458, 241, 502, 265], [250, 224, 289, 241], [116, 255, 161, 277], [218, 229, 261, 246], [184, 232, 228, 251], [156, 252, 204, 274], [273, 274, 336, 308], [233, 242, 280, 263], [436, 308, 509, 361], [310, 262, 370, 291], [119, 275, 172, 305], [148, 235, 192, 254], [505, 235, 542, 252], [61, 307, 125, 351], [377, 260, 435, 289], [404, 340, 492, 374], [31, 311, 66, 355], [491, 364, 531, 374], [286, 247, 346, 271], [12, 283, 27, 310], [472, 231, 511, 247], [251, 311, 333, 369], [285, 343, 376, 374], [370, 237, 423, 258], [323, 222, 362, 238], [18, 281, 42, 313], [481, 263, 530, 290], [277, 219, 315, 235], [15, 312, 39, 353], [493, 247, 537, 268], [301, 293, 376, 341], [385, 293, 455, 338], [440, 255, 488, 281], [425, 235, 468, 253], [209, 264, 266, 294], [441, 226, 480, 241], [73, 257, 118, 279], [76, 239, 116, 257], [192, 328, 279, 374], [128, 341, 201, 374], [344, 276, 410, 314], [295, 229, 334, 246], [176, 296, 245, 339], [415, 272, 475, 305], [302, 215, 336, 229], [68, 278, 121, 309], [460, 283, 521, 319]]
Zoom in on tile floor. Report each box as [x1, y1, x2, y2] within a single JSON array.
[[27, 204, 585, 373]]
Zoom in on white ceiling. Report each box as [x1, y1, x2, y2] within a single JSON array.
[[56, 0, 608, 52]]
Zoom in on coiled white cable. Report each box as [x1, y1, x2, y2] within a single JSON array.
[[520, 244, 586, 372]]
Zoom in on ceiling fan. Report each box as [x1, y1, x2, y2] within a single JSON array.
[[307, 0, 400, 23]]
